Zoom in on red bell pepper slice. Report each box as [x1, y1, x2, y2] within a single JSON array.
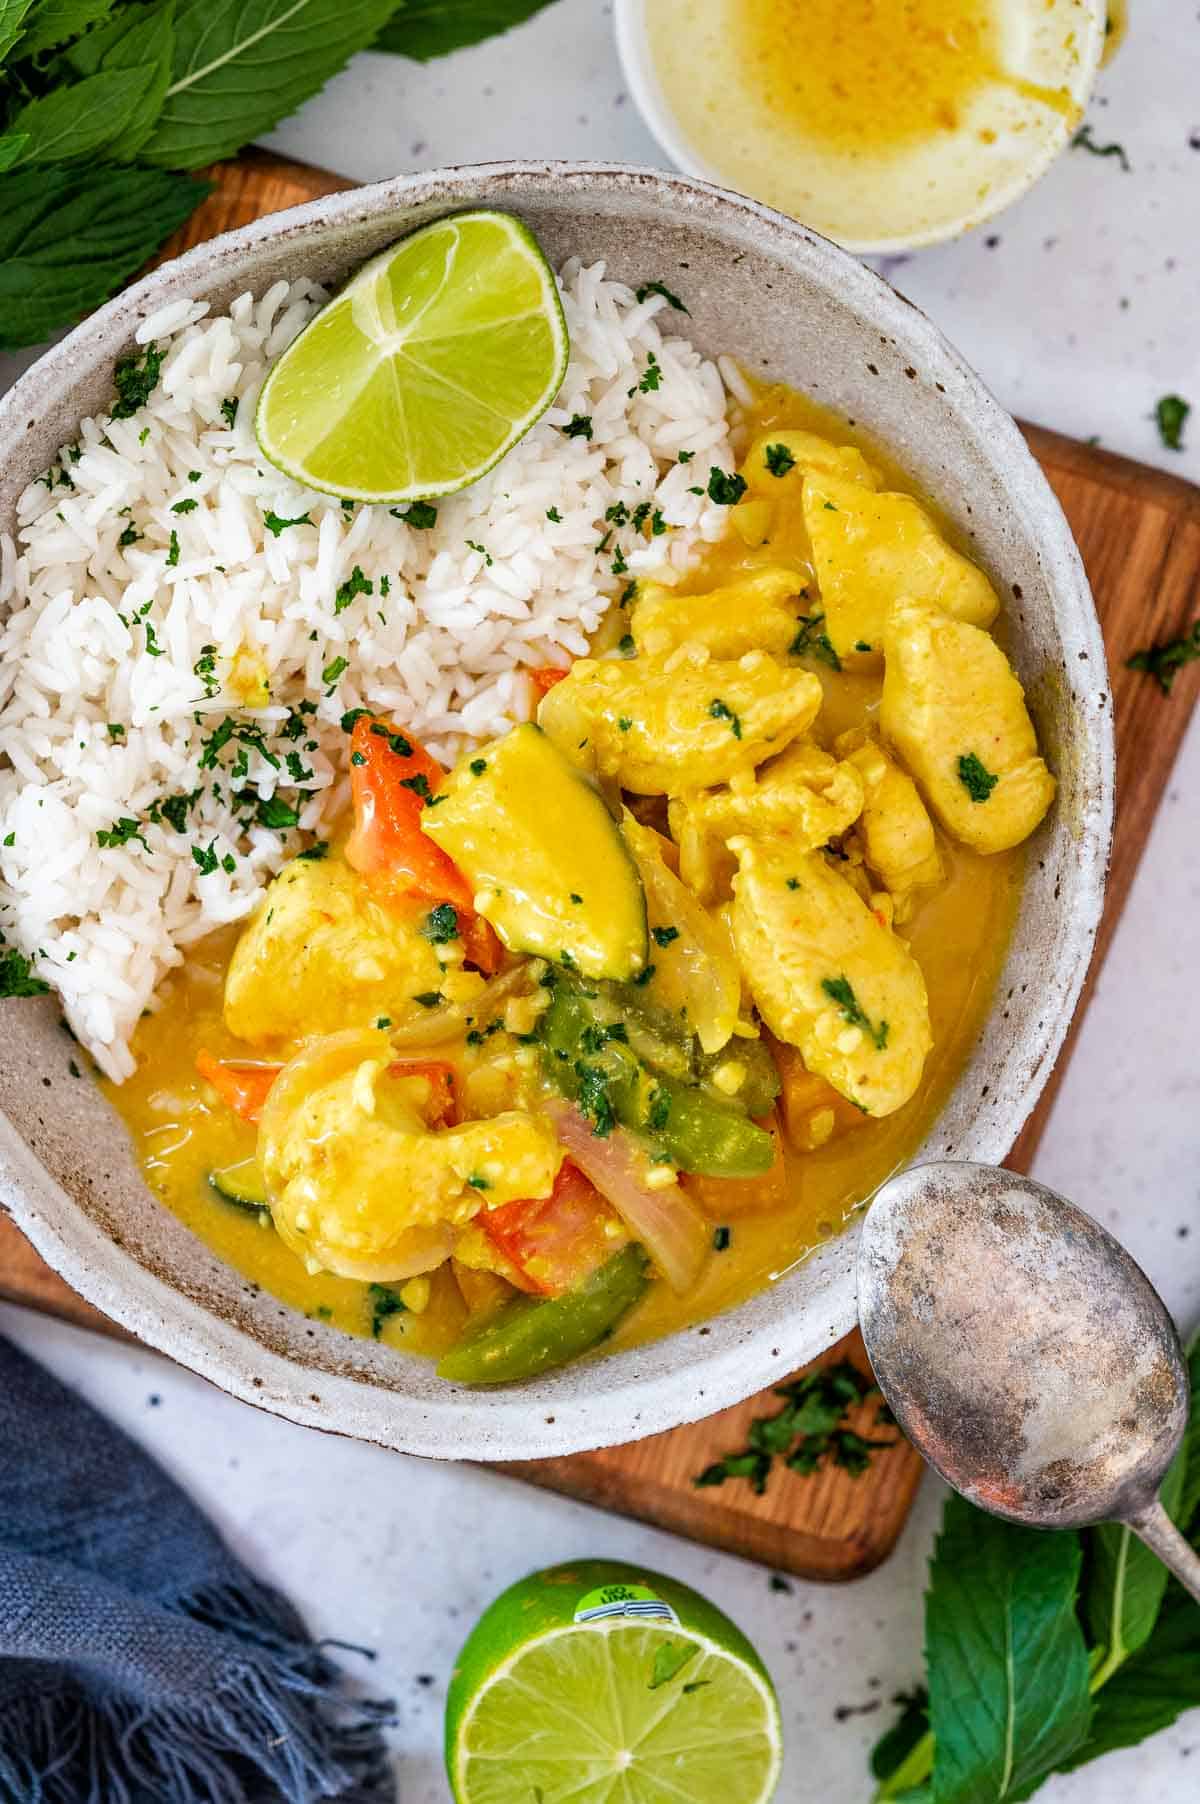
[[477, 1159, 627, 1297], [195, 1052, 281, 1124]]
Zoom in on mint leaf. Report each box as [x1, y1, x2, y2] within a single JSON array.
[[14, 0, 115, 58], [0, 162, 205, 349], [926, 1494, 1091, 1801], [1059, 1588, 1200, 1771], [0, 134, 29, 171], [61, 0, 176, 162], [1177, 1333, 1200, 1531], [871, 1687, 930, 1783], [0, 0, 36, 62], [6, 64, 161, 163], [376, 0, 556, 61], [1085, 1441, 1186, 1672], [141, 0, 398, 170]]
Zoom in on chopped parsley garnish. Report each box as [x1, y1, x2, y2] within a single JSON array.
[[706, 467, 747, 507], [713, 1225, 732, 1252], [605, 501, 629, 526], [97, 817, 148, 851], [333, 565, 373, 614], [350, 750, 366, 766], [821, 974, 889, 1050], [957, 751, 1000, 801], [789, 612, 842, 670], [651, 509, 666, 536], [546, 506, 562, 523], [617, 716, 633, 732], [375, 1017, 392, 1029], [822, 500, 837, 511], [610, 545, 628, 576], [633, 963, 656, 987], [465, 539, 492, 565], [297, 841, 329, 861], [854, 639, 873, 653], [263, 508, 311, 536], [341, 707, 370, 733], [647, 1087, 671, 1131], [322, 655, 348, 689], [188, 471, 201, 482], [165, 530, 180, 567], [575, 1062, 616, 1137], [400, 773, 432, 802], [469, 758, 487, 775], [786, 876, 800, 891], [677, 450, 694, 464], [285, 751, 313, 784], [243, 794, 301, 831], [368, 1284, 406, 1338], [192, 644, 219, 698], [638, 351, 662, 394], [171, 498, 198, 515], [191, 840, 220, 875], [708, 698, 742, 739], [421, 903, 459, 944], [1071, 123, 1130, 172], [117, 523, 140, 548], [371, 724, 413, 757], [379, 575, 390, 597], [466, 1173, 491, 1190], [112, 343, 165, 419], [620, 581, 637, 607], [150, 791, 196, 834], [561, 414, 594, 440], [106, 724, 126, 741], [618, 633, 635, 656], [764, 442, 796, 477], [393, 500, 438, 529], [0, 948, 48, 998], [1126, 619, 1200, 694], [635, 279, 689, 313], [2, 833, 13, 846], [570, 892, 583, 905], [651, 925, 679, 947], [631, 502, 651, 531], [695, 1361, 894, 1493], [1155, 393, 1190, 452], [219, 397, 239, 429], [413, 991, 444, 1008]]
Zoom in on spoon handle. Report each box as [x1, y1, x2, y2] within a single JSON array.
[[1124, 1497, 1200, 1605]]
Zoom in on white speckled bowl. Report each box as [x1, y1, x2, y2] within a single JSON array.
[[0, 163, 1112, 1461]]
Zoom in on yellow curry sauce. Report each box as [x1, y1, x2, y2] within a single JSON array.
[[105, 379, 1026, 1363]]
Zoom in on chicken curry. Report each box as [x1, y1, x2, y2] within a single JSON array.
[[108, 385, 1051, 1384]]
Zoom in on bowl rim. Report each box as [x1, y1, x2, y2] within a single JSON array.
[[0, 158, 1114, 1460], [611, 0, 1108, 256]]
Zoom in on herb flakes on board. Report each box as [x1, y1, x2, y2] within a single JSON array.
[[695, 1361, 894, 1494]]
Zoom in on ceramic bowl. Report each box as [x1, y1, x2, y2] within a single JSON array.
[[0, 163, 1112, 1461]]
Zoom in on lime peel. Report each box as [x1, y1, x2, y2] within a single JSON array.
[[256, 210, 568, 505]]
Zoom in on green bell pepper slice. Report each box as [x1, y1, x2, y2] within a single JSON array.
[[436, 1245, 649, 1385]]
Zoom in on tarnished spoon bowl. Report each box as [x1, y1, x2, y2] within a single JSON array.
[[859, 1161, 1200, 1599]]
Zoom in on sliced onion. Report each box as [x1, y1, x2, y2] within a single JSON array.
[[545, 1098, 709, 1294], [386, 964, 534, 1047]]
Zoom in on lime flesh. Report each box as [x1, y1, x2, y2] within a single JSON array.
[[255, 210, 568, 503], [446, 1562, 783, 1804]]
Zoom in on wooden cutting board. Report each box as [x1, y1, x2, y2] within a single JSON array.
[[2, 153, 1198, 1581]]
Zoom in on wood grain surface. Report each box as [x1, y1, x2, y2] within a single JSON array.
[[1, 154, 1197, 1582]]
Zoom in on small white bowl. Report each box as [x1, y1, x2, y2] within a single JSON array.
[[615, 0, 1106, 255]]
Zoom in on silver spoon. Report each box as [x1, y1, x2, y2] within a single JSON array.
[[858, 1160, 1200, 1601]]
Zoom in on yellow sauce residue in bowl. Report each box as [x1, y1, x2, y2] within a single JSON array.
[[641, 0, 1104, 250]]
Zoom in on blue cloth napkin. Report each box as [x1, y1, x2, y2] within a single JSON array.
[[0, 1335, 396, 1804]]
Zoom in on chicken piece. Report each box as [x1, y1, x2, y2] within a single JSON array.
[[803, 474, 999, 663], [621, 811, 742, 1054], [669, 741, 864, 901], [730, 840, 932, 1117], [537, 645, 822, 796], [224, 853, 481, 1048], [258, 1029, 562, 1281], [632, 566, 805, 660], [881, 599, 1057, 854], [742, 429, 878, 497], [834, 729, 943, 919]]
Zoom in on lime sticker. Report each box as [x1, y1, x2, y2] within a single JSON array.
[[574, 1582, 679, 1625]]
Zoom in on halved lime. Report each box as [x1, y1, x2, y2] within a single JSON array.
[[256, 210, 568, 503], [445, 1560, 783, 1803]]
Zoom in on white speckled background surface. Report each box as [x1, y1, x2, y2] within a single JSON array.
[[2, 1, 1199, 1797]]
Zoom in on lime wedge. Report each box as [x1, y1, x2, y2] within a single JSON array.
[[445, 1561, 783, 1804], [256, 210, 568, 503]]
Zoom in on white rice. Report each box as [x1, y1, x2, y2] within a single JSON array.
[[0, 261, 737, 1080]]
